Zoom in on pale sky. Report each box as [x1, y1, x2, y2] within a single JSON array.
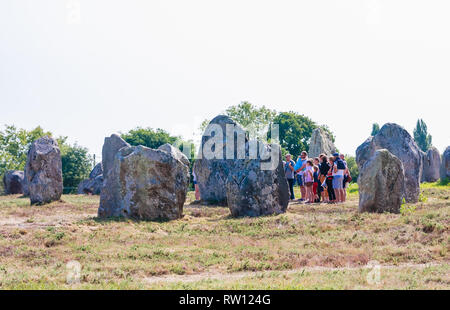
[[1, 0, 449, 161]]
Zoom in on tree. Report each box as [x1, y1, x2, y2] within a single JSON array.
[[271, 111, 333, 159], [198, 104, 336, 159], [0, 125, 52, 176], [199, 101, 277, 140], [371, 123, 380, 136], [225, 101, 277, 140], [413, 119, 432, 152], [121, 127, 197, 188], [0, 124, 94, 193], [60, 142, 93, 192], [121, 127, 195, 160], [198, 119, 210, 135], [345, 155, 359, 182], [121, 127, 179, 149]]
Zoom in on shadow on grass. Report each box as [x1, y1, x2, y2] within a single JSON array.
[[90, 216, 177, 224], [201, 201, 228, 207], [288, 202, 357, 215], [0, 194, 29, 200]]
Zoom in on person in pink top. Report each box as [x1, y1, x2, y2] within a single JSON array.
[[304, 159, 315, 203]]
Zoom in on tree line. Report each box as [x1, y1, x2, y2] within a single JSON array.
[[0, 125, 92, 193], [1, 103, 435, 192], [371, 119, 433, 152]]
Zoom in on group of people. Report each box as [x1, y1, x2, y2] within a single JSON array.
[[192, 150, 352, 205], [284, 151, 351, 204]]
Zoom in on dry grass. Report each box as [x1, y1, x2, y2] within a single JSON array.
[[0, 183, 448, 289]]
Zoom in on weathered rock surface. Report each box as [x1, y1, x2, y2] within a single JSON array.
[[98, 134, 130, 217], [158, 143, 190, 166], [308, 127, 337, 158], [193, 115, 248, 204], [226, 143, 289, 217], [3, 170, 25, 194], [356, 123, 422, 203], [25, 136, 63, 205], [101, 134, 130, 181], [193, 115, 289, 217], [440, 146, 450, 181], [78, 175, 103, 195], [78, 163, 103, 195], [89, 163, 103, 179], [22, 170, 29, 196], [98, 134, 130, 216], [98, 144, 190, 221], [421, 147, 441, 183], [358, 149, 405, 213]]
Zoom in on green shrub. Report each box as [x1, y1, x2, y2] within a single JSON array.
[[400, 203, 416, 216], [60, 142, 93, 193], [439, 178, 449, 186], [418, 193, 428, 203]]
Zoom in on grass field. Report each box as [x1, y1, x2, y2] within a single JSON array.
[[0, 182, 448, 289]]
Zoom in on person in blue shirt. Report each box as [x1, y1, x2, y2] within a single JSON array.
[[294, 151, 308, 201]]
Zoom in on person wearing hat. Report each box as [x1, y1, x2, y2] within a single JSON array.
[[294, 151, 309, 201], [332, 153, 346, 203]]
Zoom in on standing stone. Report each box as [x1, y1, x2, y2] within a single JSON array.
[[421, 147, 441, 183], [77, 179, 90, 194], [78, 163, 103, 195], [226, 143, 289, 217], [358, 149, 405, 213], [356, 123, 422, 203], [22, 169, 29, 196], [194, 114, 289, 216], [98, 145, 189, 221], [77, 176, 103, 195], [158, 143, 190, 166], [193, 115, 248, 204], [3, 170, 25, 194], [89, 163, 103, 179], [98, 134, 130, 217], [440, 146, 450, 181], [25, 136, 63, 205], [309, 127, 337, 158]]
